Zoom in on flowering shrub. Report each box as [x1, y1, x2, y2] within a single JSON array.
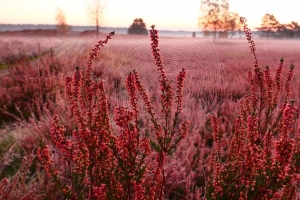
[[206, 17, 300, 199], [0, 17, 299, 200], [37, 26, 189, 200]]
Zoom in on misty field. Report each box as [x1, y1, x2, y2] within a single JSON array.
[[0, 28, 300, 199]]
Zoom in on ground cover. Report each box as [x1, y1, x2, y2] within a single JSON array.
[[0, 27, 300, 199]]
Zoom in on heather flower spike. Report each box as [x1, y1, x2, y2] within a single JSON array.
[[38, 32, 118, 199], [207, 17, 299, 199]]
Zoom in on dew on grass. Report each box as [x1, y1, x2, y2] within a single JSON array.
[[104, 35, 228, 135]]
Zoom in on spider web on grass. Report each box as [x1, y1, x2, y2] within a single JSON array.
[[107, 36, 227, 134]]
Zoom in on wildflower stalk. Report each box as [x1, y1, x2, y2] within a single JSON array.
[[134, 25, 190, 199]]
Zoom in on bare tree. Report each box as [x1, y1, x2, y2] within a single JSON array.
[[55, 7, 70, 33], [87, 0, 105, 38], [198, 0, 240, 39]]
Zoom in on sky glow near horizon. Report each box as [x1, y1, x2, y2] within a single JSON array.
[[1, 0, 300, 31]]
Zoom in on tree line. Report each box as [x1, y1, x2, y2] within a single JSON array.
[[54, 0, 300, 39], [257, 14, 300, 39], [198, 0, 300, 39]]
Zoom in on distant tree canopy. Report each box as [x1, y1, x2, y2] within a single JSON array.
[[198, 0, 241, 39], [257, 13, 300, 39], [257, 14, 280, 38], [127, 18, 148, 35]]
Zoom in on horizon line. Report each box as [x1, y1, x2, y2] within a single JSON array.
[[0, 23, 264, 32]]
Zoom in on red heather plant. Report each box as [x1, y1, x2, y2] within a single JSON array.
[[207, 17, 300, 199], [3, 17, 299, 200], [0, 54, 66, 127], [141, 25, 189, 199], [38, 32, 121, 199], [37, 25, 189, 199]]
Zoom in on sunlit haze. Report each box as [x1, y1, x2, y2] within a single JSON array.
[[1, 0, 300, 31]]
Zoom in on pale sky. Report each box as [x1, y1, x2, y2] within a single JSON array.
[[1, 0, 300, 31]]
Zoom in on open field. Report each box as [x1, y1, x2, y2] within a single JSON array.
[[0, 30, 300, 199]]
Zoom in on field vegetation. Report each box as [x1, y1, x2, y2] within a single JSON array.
[[0, 18, 300, 199]]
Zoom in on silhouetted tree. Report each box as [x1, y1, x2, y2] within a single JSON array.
[[287, 21, 300, 38], [257, 14, 280, 38], [276, 24, 294, 38], [223, 12, 240, 38], [87, 0, 105, 38], [198, 0, 241, 39], [203, 30, 211, 37], [257, 14, 300, 39], [198, 0, 226, 39], [55, 7, 70, 33], [127, 18, 148, 35], [288, 21, 300, 31]]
